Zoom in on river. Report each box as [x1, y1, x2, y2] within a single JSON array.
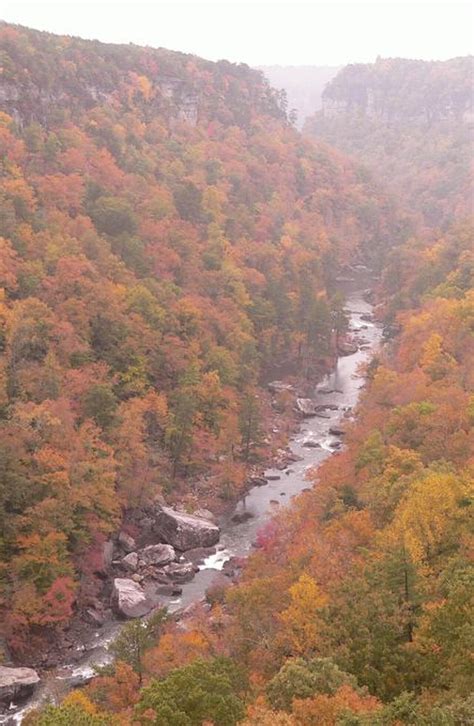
[[2, 274, 382, 724]]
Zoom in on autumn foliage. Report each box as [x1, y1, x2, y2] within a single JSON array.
[[0, 24, 397, 654]]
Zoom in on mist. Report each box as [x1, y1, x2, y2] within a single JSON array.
[[2, 0, 473, 66]]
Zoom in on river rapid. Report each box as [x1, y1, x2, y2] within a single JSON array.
[[3, 274, 382, 724]]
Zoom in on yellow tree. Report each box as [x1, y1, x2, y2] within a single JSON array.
[[279, 574, 327, 658], [420, 332, 457, 381], [384, 471, 472, 570]]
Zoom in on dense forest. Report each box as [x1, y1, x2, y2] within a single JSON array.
[[0, 24, 472, 726], [0, 23, 398, 664]]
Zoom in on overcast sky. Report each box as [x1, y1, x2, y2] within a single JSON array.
[[1, 0, 472, 66]]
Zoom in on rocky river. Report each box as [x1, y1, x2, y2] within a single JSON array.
[[1, 274, 382, 724]]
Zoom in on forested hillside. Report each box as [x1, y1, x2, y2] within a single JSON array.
[[27, 225, 473, 726], [306, 56, 473, 229], [0, 24, 399, 659]]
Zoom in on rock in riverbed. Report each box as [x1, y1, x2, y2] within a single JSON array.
[[296, 398, 316, 416], [162, 561, 196, 583], [338, 340, 359, 356], [303, 439, 321, 448], [248, 475, 268, 487], [112, 578, 153, 618], [139, 544, 176, 567], [153, 506, 220, 551], [0, 666, 40, 705]]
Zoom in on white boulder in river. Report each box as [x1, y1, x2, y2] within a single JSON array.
[[153, 506, 220, 551], [112, 578, 153, 618], [0, 666, 40, 704]]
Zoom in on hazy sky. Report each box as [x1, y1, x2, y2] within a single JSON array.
[[1, 0, 472, 66]]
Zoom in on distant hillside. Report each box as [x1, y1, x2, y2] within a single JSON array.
[[305, 56, 474, 229], [257, 65, 341, 128]]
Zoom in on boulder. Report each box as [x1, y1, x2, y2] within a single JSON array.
[[0, 666, 40, 705], [295, 398, 316, 416], [162, 561, 196, 583], [138, 544, 176, 567], [302, 439, 321, 448], [118, 531, 136, 553], [329, 427, 346, 436], [286, 452, 303, 463], [153, 506, 220, 551], [112, 578, 153, 618], [338, 341, 358, 356], [121, 552, 139, 571]]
